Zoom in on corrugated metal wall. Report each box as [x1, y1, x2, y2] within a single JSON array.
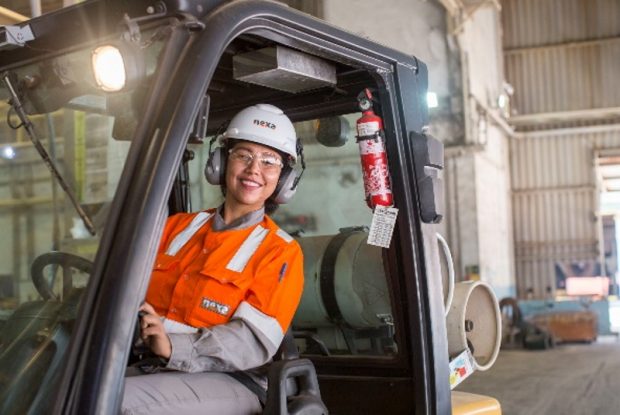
[[503, 0, 620, 297], [505, 43, 620, 114], [503, 0, 620, 115], [511, 129, 620, 297], [503, 0, 620, 47]]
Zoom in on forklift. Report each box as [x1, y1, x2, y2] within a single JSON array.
[[0, 1, 501, 413]]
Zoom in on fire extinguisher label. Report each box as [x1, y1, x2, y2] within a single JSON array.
[[357, 121, 380, 137], [367, 206, 399, 248], [358, 139, 384, 155]]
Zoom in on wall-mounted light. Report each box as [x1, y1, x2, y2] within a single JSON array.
[[498, 82, 514, 117], [497, 93, 507, 109], [91, 42, 144, 92], [1, 146, 16, 160], [427, 92, 438, 109]]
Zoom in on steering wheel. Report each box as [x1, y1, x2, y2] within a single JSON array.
[[31, 252, 93, 301]]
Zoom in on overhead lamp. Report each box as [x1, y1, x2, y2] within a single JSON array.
[[91, 42, 144, 92], [92, 45, 126, 91]]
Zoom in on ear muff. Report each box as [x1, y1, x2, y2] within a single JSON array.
[[205, 134, 304, 204], [273, 140, 305, 204], [205, 146, 226, 185], [273, 167, 302, 204]]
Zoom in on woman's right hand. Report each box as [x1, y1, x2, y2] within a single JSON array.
[[139, 302, 172, 360]]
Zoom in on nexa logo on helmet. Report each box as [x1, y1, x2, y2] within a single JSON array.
[[253, 119, 276, 129]]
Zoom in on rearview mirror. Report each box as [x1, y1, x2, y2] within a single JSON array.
[[315, 116, 350, 147]]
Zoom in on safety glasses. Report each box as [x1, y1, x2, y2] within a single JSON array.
[[228, 148, 284, 171]]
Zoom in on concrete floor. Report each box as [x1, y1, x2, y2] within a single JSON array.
[[456, 336, 620, 415]]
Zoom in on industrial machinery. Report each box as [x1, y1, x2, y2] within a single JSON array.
[[499, 297, 555, 350], [0, 1, 501, 413]]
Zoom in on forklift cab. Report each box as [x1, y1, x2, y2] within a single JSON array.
[[0, 1, 500, 414]]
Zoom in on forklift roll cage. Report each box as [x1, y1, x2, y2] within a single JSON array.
[[0, 0, 450, 413]]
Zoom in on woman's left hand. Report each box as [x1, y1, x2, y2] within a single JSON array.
[[139, 302, 172, 359]]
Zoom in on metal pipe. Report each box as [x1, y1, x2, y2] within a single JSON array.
[[29, 0, 41, 17], [0, 6, 28, 23], [521, 123, 620, 138], [456, 37, 473, 145], [436, 233, 455, 316], [512, 185, 595, 194], [470, 94, 519, 138], [516, 238, 598, 247]]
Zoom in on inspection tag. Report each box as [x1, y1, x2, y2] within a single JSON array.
[[449, 349, 476, 389], [367, 206, 398, 248]]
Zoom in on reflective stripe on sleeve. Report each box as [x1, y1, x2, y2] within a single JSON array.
[[162, 317, 198, 334], [165, 212, 213, 256], [232, 301, 284, 349], [276, 228, 293, 243], [226, 225, 269, 272]]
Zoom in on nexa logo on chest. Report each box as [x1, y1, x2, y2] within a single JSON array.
[[200, 297, 231, 316], [253, 119, 276, 129]]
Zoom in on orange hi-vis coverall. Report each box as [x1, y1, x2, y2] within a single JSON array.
[[145, 206, 304, 373]]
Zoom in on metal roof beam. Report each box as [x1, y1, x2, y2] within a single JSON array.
[[505, 35, 620, 56], [509, 107, 620, 127]]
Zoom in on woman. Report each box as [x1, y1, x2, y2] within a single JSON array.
[[122, 104, 304, 415]]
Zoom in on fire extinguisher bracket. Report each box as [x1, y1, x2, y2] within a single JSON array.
[[355, 130, 384, 143]]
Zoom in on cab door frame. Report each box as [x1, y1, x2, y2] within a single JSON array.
[[48, 1, 450, 414]]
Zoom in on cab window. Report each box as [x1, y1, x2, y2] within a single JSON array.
[[187, 112, 397, 358], [0, 31, 171, 414]]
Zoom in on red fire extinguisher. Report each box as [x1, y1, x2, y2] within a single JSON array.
[[356, 88, 393, 209]]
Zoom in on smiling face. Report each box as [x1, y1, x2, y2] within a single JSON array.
[[224, 140, 283, 220]]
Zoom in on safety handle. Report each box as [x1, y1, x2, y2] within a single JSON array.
[[437, 233, 455, 316]]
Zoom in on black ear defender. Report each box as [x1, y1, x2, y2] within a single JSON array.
[[204, 134, 306, 204], [204, 122, 229, 185], [204, 143, 226, 185], [272, 139, 305, 204]]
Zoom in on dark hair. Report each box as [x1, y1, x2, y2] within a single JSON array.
[[264, 196, 280, 215], [220, 139, 290, 215]]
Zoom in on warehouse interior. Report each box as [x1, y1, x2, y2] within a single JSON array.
[[0, 0, 619, 414]]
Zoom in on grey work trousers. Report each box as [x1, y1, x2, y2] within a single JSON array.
[[121, 370, 262, 415]]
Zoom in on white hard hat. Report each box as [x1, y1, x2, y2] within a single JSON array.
[[223, 104, 298, 163]]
